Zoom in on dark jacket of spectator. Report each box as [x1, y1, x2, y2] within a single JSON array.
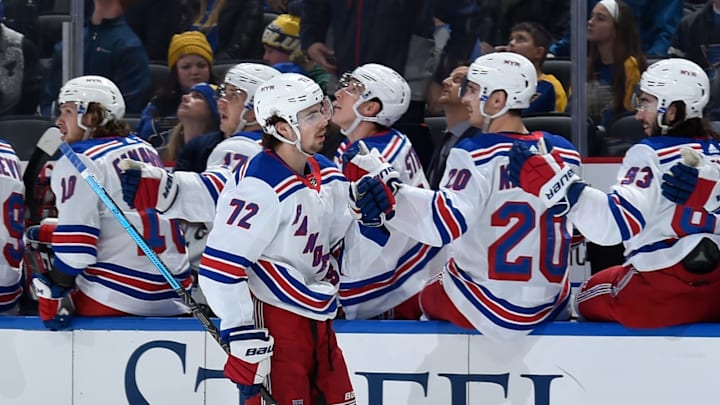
[[41, 16, 151, 115], [300, 0, 434, 75], [126, 0, 191, 62], [669, 1, 720, 70], [174, 130, 223, 173]]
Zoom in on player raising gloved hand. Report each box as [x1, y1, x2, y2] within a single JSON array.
[[508, 138, 586, 209], [222, 327, 274, 399], [352, 176, 398, 226], [342, 140, 402, 194], [118, 159, 178, 213], [661, 147, 720, 212]]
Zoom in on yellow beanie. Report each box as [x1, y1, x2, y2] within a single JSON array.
[[262, 14, 301, 54], [167, 31, 214, 70]]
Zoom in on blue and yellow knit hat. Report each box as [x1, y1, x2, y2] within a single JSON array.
[[262, 14, 301, 54], [189, 83, 220, 126]]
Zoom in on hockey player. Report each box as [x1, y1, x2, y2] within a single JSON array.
[[120, 64, 280, 227], [333, 63, 448, 320], [198, 73, 356, 404], [0, 140, 24, 315], [32, 75, 191, 330], [509, 58, 720, 328], [348, 52, 580, 339]]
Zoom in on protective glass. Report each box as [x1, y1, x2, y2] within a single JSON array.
[[298, 97, 333, 126], [338, 72, 366, 97], [631, 90, 657, 112], [459, 75, 474, 98], [215, 84, 245, 102]]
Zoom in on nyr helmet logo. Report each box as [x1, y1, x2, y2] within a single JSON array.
[[504, 59, 520, 67], [680, 69, 697, 77], [259, 85, 275, 92]]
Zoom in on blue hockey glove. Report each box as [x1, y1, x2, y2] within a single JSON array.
[[661, 147, 720, 212], [32, 273, 74, 331], [354, 176, 397, 226], [508, 138, 584, 209], [118, 159, 178, 212]]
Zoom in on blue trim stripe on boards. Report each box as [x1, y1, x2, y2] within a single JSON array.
[[5, 317, 720, 337]]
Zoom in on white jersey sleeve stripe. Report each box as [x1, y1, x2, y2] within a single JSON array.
[[381, 135, 405, 162], [252, 260, 337, 315], [0, 280, 22, 312], [431, 192, 467, 244], [198, 246, 251, 283], [608, 192, 645, 240], [339, 243, 441, 304], [199, 170, 229, 203]]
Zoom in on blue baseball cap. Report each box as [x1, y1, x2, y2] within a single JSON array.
[[189, 82, 219, 126]]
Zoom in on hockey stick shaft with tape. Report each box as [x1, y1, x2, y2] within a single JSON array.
[[58, 143, 277, 405]]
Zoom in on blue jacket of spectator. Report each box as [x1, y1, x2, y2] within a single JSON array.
[[41, 16, 151, 116], [174, 130, 224, 173], [550, 0, 684, 57]]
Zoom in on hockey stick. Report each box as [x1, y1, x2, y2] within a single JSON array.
[[23, 127, 63, 224], [58, 143, 277, 405]]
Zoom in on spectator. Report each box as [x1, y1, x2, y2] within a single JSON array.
[[505, 22, 568, 115], [668, 0, 720, 119], [32, 75, 190, 331], [174, 63, 280, 173], [549, 0, 683, 58], [0, 1, 42, 116], [161, 82, 220, 162], [424, 65, 475, 190], [41, 0, 151, 116], [125, 0, 191, 62], [586, 0, 646, 130], [135, 30, 216, 144], [262, 13, 329, 93], [189, 0, 264, 60]]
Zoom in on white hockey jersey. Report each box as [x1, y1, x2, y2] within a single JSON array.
[[569, 136, 720, 271], [51, 136, 191, 316], [387, 131, 579, 339], [334, 129, 448, 319], [166, 131, 264, 224], [0, 140, 24, 314], [199, 150, 351, 331]]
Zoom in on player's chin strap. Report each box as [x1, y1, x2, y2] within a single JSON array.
[[480, 96, 511, 133], [76, 102, 109, 139], [340, 97, 381, 136], [268, 123, 313, 157], [656, 105, 671, 134], [234, 102, 258, 134]]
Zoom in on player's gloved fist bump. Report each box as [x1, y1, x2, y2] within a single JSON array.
[[118, 159, 178, 212], [32, 273, 75, 331], [223, 327, 274, 399], [508, 139, 582, 207], [354, 176, 397, 226], [661, 147, 720, 212], [342, 141, 402, 194]]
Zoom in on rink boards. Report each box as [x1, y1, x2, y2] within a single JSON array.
[[1, 317, 720, 404]]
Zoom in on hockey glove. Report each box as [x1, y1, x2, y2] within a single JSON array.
[[342, 140, 402, 195], [661, 147, 720, 213], [32, 273, 74, 331], [118, 159, 178, 213], [353, 176, 397, 226], [223, 327, 274, 399], [508, 139, 585, 209]]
